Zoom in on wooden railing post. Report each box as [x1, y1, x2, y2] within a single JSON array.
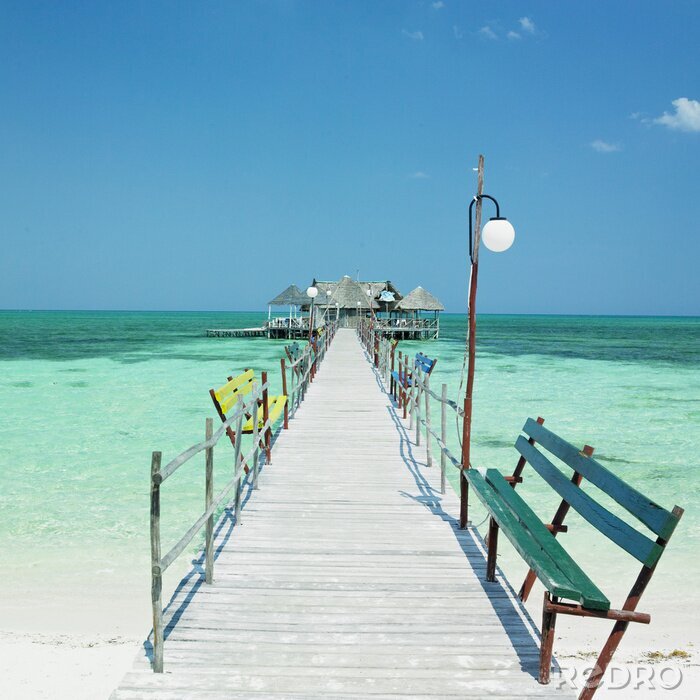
[[262, 371, 271, 463], [252, 383, 260, 489], [409, 363, 417, 432], [396, 351, 402, 406], [204, 419, 214, 584], [150, 450, 164, 673], [440, 383, 447, 494], [424, 373, 432, 467], [460, 397, 470, 529], [233, 397, 244, 523], [403, 353, 409, 419], [414, 368, 421, 445], [289, 360, 297, 419], [280, 358, 289, 429]]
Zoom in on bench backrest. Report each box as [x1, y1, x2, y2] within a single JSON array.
[[414, 353, 437, 376], [211, 369, 256, 414], [517, 418, 682, 568]]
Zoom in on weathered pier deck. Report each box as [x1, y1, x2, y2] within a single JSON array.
[[113, 329, 570, 699]]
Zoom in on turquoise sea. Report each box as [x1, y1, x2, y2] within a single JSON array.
[[1, 311, 698, 639]]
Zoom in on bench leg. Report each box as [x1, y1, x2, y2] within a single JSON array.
[[579, 560, 660, 700], [539, 592, 558, 684], [486, 517, 499, 582]]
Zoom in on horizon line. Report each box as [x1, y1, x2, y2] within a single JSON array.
[[1, 308, 699, 319]]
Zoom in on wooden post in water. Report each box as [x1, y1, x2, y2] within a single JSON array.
[[150, 451, 164, 673], [424, 372, 432, 467], [204, 418, 214, 584], [440, 383, 447, 494]]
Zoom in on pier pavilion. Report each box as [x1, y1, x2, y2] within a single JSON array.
[[265, 275, 444, 340]]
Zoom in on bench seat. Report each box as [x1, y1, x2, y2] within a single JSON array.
[[243, 394, 287, 432], [467, 467, 610, 611], [390, 369, 413, 387]]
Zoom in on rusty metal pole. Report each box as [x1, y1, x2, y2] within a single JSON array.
[[460, 154, 484, 529]]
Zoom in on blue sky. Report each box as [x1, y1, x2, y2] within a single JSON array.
[[1, 1, 698, 314]]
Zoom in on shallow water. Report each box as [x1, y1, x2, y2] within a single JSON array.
[[0, 311, 698, 637]]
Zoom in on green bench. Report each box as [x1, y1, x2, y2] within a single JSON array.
[[467, 417, 683, 699]]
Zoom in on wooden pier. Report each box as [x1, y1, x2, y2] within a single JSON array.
[[206, 328, 266, 338], [113, 329, 571, 699]]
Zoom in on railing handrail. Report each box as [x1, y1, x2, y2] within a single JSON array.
[[149, 319, 339, 673], [155, 385, 268, 484], [358, 319, 465, 497]]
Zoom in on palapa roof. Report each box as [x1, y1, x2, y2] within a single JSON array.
[[394, 286, 445, 311], [316, 275, 379, 309], [267, 284, 308, 306], [314, 277, 398, 309]]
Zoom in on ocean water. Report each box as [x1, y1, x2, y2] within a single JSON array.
[[0, 311, 698, 638]]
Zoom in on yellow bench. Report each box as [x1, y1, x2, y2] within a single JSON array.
[[209, 369, 287, 464]]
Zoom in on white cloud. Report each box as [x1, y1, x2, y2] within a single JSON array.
[[453, 25, 463, 39], [410, 171, 430, 179], [590, 139, 622, 153], [402, 29, 424, 41], [479, 25, 497, 40], [507, 30, 521, 40], [432, 1, 445, 9], [518, 17, 536, 34], [652, 97, 700, 132]]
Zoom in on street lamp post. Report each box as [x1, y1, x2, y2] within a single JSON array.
[[460, 155, 515, 529], [306, 285, 318, 341]]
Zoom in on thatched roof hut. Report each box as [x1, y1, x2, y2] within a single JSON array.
[[394, 286, 445, 311], [316, 276, 380, 309], [268, 284, 308, 307]]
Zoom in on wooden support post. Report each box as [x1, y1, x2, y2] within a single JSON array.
[[374, 336, 379, 368], [150, 451, 164, 673], [424, 372, 432, 467], [252, 383, 260, 489], [262, 371, 271, 464], [204, 419, 214, 584], [539, 592, 558, 684], [486, 517, 499, 582], [280, 358, 289, 429], [440, 383, 447, 494]]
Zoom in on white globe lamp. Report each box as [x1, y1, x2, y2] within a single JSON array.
[[481, 217, 515, 253]]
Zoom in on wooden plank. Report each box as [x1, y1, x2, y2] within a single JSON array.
[[522, 418, 680, 539], [515, 437, 663, 566]]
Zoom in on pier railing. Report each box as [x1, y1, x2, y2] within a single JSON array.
[[359, 320, 466, 497], [148, 321, 337, 672]]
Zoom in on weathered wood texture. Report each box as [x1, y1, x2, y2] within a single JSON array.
[[113, 329, 571, 699]]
